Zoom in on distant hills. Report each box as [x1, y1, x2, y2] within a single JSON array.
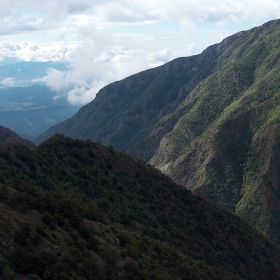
[[36, 19, 280, 243], [0, 135, 280, 279]]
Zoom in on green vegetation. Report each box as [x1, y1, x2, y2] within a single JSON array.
[[148, 19, 280, 243], [0, 135, 280, 279]]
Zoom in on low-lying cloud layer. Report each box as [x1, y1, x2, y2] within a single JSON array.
[[0, 0, 280, 105]]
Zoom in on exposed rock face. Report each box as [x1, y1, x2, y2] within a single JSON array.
[[0, 125, 36, 148]]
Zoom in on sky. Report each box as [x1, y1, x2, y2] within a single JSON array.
[[0, 0, 280, 105]]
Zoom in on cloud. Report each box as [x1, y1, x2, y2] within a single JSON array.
[[0, 41, 77, 65], [0, 76, 36, 88], [38, 43, 154, 105], [0, 1, 279, 36], [29, 22, 155, 105], [34, 68, 69, 91], [147, 48, 172, 68], [0, 77, 16, 88], [45, 117, 56, 125], [67, 86, 97, 105], [0, 0, 280, 106], [95, 0, 280, 24], [96, 1, 162, 23]]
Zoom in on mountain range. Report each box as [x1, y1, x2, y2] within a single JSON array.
[[36, 19, 280, 244]]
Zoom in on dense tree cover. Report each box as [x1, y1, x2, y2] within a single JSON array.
[[0, 135, 280, 279]]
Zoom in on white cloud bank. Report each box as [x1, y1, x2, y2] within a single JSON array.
[[0, 0, 280, 105], [0, 41, 77, 64]]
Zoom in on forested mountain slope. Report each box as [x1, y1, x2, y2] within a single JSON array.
[[0, 135, 280, 279], [35, 19, 280, 243], [149, 19, 280, 242]]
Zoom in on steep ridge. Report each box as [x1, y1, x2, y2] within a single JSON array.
[[0, 135, 280, 279], [36, 28, 248, 161], [150, 19, 280, 241], [0, 125, 36, 148]]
